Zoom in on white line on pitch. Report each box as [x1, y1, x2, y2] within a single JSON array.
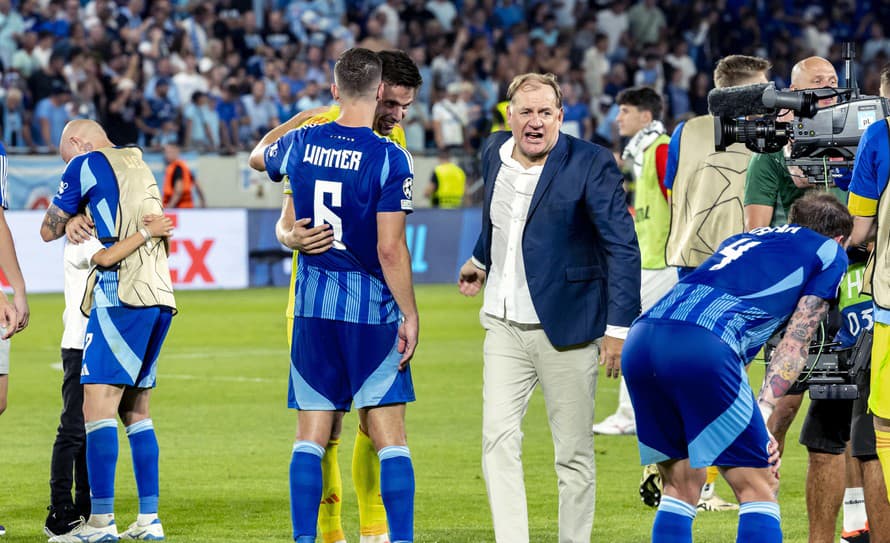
[[161, 373, 278, 384]]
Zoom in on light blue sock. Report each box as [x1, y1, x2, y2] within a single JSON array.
[[85, 419, 119, 515], [738, 501, 781, 543], [126, 419, 159, 515], [379, 446, 414, 543], [652, 495, 696, 543], [290, 441, 324, 543]]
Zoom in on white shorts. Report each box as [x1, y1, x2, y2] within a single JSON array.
[[641, 267, 679, 312], [0, 331, 10, 374]]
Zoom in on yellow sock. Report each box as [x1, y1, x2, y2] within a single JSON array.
[[706, 466, 718, 485], [353, 427, 387, 536], [318, 439, 345, 543], [876, 430, 890, 504]]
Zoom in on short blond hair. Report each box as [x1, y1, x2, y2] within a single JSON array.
[[507, 73, 562, 109], [713, 55, 772, 89]]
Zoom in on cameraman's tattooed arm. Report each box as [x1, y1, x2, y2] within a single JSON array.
[[757, 295, 829, 421], [40, 204, 72, 242]]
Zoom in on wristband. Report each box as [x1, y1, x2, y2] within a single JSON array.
[[139, 228, 151, 242]]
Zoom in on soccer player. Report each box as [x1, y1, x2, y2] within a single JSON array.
[[249, 48, 418, 543], [0, 138, 30, 538], [658, 54, 771, 513], [44, 212, 174, 539], [40, 119, 177, 542], [849, 64, 890, 517], [273, 49, 422, 543], [623, 192, 853, 543]]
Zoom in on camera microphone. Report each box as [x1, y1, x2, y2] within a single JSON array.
[[707, 83, 775, 118]]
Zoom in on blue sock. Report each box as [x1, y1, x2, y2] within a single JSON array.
[[126, 419, 159, 515], [652, 495, 696, 543], [738, 501, 781, 543], [290, 441, 324, 543], [379, 446, 414, 543], [85, 419, 119, 515]]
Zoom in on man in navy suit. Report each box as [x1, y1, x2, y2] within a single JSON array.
[[458, 72, 641, 543]]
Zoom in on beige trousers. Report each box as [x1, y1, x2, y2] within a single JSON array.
[[480, 312, 599, 543]]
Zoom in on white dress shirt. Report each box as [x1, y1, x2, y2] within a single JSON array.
[[481, 138, 542, 324]]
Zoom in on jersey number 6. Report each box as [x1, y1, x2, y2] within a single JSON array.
[[314, 180, 345, 250]]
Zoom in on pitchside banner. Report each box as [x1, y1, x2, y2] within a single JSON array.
[[4, 152, 197, 210], [246, 208, 482, 287], [2, 209, 248, 293]]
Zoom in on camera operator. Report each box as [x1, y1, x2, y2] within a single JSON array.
[[744, 55, 871, 543], [849, 65, 890, 529], [745, 56, 843, 231]]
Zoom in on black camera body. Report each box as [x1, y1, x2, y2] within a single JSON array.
[[764, 327, 873, 401], [713, 89, 890, 184]]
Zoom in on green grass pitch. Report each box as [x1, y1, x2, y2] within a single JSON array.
[[1, 285, 821, 541]]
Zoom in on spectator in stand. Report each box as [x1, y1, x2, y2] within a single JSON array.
[[10, 30, 41, 79], [262, 10, 296, 54], [241, 79, 277, 143], [145, 57, 181, 108], [401, 100, 428, 152], [29, 51, 67, 104], [33, 80, 73, 153], [103, 77, 142, 147], [183, 91, 219, 152], [0, 0, 25, 69], [172, 54, 209, 116], [216, 81, 244, 153], [373, 0, 401, 47], [427, 0, 457, 32], [275, 81, 298, 124], [561, 82, 592, 140], [628, 0, 666, 46], [1, 87, 33, 151], [665, 40, 696, 91], [529, 13, 559, 48], [862, 23, 890, 64], [295, 80, 325, 112], [596, 0, 629, 55], [583, 33, 611, 100], [491, 0, 523, 31], [432, 81, 469, 153], [137, 78, 178, 149], [665, 69, 690, 119], [634, 52, 665, 90]]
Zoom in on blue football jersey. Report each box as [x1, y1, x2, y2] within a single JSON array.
[[644, 225, 848, 362], [53, 151, 125, 307], [0, 140, 8, 210], [264, 122, 414, 324]]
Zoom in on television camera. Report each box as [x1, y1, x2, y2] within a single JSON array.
[[763, 318, 873, 401], [707, 44, 890, 184]]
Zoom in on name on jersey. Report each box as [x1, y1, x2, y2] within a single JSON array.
[[303, 145, 362, 171], [750, 224, 801, 236]]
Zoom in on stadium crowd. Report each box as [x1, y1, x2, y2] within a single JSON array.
[[2, 0, 890, 158], [2, 1, 890, 542]]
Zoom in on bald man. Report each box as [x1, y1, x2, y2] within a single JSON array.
[[41, 119, 176, 542], [744, 59, 874, 543], [744, 56, 840, 230]]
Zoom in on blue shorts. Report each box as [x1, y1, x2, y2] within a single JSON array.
[[288, 317, 415, 411], [81, 306, 173, 388], [621, 319, 771, 469]]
